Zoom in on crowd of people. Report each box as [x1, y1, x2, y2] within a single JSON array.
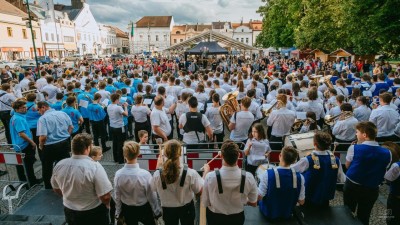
[[0, 54, 400, 225]]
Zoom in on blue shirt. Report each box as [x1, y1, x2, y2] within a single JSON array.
[[25, 101, 41, 129], [51, 101, 63, 111], [90, 87, 98, 96], [37, 109, 72, 144], [77, 92, 93, 118], [62, 106, 82, 134], [73, 88, 82, 95], [10, 112, 32, 151], [105, 85, 117, 94], [88, 103, 106, 121]]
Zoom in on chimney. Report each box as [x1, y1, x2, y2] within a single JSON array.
[[71, 0, 84, 9]]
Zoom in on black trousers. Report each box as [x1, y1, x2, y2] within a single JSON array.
[[42, 138, 71, 189], [16, 144, 37, 186], [387, 194, 400, 225], [245, 164, 258, 177], [79, 118, 91, 134], [162, 201, 195, 225], [0, 110, 12, 144], [168, 119, 174, 140], [334, 138, 355, 152], [213, 132, 224, 149], [64, 203, 109, 225], [91, 120, 107, 149], [127, 116, 134, 137], [206, 208, 245, 225], [110, 127, 126, 164], [134, 120, 151, 143], [376, 135, 400, 142], [121, 202, 155, 225], [343, 179, 379, 225]]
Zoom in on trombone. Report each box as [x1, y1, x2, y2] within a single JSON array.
[[324, 111, 354, 126]]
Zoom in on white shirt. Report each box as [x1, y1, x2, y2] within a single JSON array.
[[229, 111, 254, 141], [36, 77, 48, 91], [335, 87, 349, 97], [151, 166, 203, 207], [179, 113, 211, 144], [180, 87, 195, 96], [107, 104, 125, 128], [258, 166, 305, 200], [96, 90, 111, 103], [193, 92, 208, 105], [328, 106, 341, 117], [332, 116, 358, 141], [292, 150, 346, 183], [114, 163, 161, 217], [384, 163, 400, 182], [150, 108, 171, 136], [369, 105, 400, 137], [354, 105, 371, 122], [0, 91, 16, 111], [281, 82, 293, 91], [249, 100, 263, 120], [267, 107, 296, 137], [202, 166, 258, 215], [205, 105, 223, 134], [244, 138, 271, 166], [51, 155, 112, 211], [131, 105, 150, 123], [42, 84, 60, 103], [20, 78, 31, 91]]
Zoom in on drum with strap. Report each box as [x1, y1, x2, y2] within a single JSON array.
[[255, 163, 276, 184], [284, 132, 314, 158]]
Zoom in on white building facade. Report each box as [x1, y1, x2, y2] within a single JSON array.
[[232, 24, 253, 46], [132, 16, 174, 54], [99, 24, 116, 55]]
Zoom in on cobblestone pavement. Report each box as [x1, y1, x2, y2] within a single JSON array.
[[0, 131, 392, 225]]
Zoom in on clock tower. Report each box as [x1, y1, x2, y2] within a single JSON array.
[[71, 0, 85, 9]]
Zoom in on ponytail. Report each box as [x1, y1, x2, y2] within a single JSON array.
[[162, 140, 182, 184]]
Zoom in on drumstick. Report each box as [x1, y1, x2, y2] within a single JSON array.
[[200, 151, 221, 170], [333, 142, 339, 154]]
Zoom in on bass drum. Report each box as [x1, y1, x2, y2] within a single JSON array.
[[284, 132, 315, 158], [255, 163, 276, 184]]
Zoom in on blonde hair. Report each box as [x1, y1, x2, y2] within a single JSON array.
[[123, 141, 140, 160], [89, 146, 102, 158], [162, 140, 182, 184]]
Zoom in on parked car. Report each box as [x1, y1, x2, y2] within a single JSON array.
[[64, 54, 83, 61], [14, 59, 36, 66], [84, 53, 98, 60], [37, 56, 52, 64], [0, 61, 18, 69]]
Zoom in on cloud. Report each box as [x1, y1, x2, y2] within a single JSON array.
[[49, 0, 262, 31], [217, 0, 229, 7]]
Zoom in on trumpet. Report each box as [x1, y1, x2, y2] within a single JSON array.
[[262, 101, 278, 118], [324, 111, 353, 126], [21, 89, 38, 97], [291, 118, 315, 131]]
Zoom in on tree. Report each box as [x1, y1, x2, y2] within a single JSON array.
[[256, 0, 303, 48], [294, 0, 348, 51]]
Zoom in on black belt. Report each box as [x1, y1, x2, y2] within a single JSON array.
[[45, 138, 70, 146]]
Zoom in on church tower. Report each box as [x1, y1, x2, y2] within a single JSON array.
[[71, 0, 85, 9]]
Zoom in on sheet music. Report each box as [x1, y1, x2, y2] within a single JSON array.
[[79, 99, 88, 108], [363, 91, 372, 97], [102, 99, 110, 106], [120, 97, 127, 101], [126, 88, 131, 94], [248, 141, 267, 162], [262, 104, 272, 110], [143, 98, 153, 105], [298, 92, 307, 99]]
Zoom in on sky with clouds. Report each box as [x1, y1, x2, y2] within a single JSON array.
[[49, 0, 263, 31]]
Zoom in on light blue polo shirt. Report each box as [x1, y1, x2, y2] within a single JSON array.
[[37, 109, 72, 145], [62, 106, 82, 134], [10, 112, 32, 151], [25, 101, 41, 129]]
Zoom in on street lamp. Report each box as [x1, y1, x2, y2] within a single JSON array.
[[23, 0, 39, 73]]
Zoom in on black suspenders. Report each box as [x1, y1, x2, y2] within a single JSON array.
[[215, 169, 246, 194], [159, 165, 189, 190]]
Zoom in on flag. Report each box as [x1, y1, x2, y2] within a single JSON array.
[[130, 23, 134, 38]]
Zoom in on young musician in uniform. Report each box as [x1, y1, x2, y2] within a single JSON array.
[[267, 94, 296, 150], [344, 122, 392, 225], [369, 92, 400, 142], [229, 96, 254, 147], [332, 103, 358, 151], [88, 93, 110, 151], [62, 96, 83, 139], [244, 123, 271, 176], [205, 93, 224, 146], [131, 94, 151, 143], [77, 86, 93, 134], [354, 96, 371, 122], [292, 131, 345, 207], [114, 141, 161, 225], [258, 146, 305, 221], [151, 140, 203, 225], [202, 140, 258, 225]]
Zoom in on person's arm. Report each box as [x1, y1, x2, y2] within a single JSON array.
[[122, 105, 128, 116], [19, 132, 36, 149], [298, 175, 305, 205], [345, 145, 355, 169], [114, 175, 122, 218], [247, 175, 258, 207], [53, 188, 63, 196], [99, 192, 111, 208], [228, 122, 235, 131], [39, 135, 47, 150], [78, 116, 84, 125], [205, 125, 213, 141], [68, 125, 73, 134]]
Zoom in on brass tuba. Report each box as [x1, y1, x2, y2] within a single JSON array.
[[219, 91, 240, 126]]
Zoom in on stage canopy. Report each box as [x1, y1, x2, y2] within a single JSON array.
[[184, 41, 228, 55]]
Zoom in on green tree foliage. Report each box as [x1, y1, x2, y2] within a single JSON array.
[[256, 0, 303, 47], [257, 0, 400, 55]]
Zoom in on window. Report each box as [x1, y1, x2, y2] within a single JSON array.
[[139, 35, 143, 39], [164, 35, 167, 41], [180, 39, 183, 42], [241, 38, 244, 42], [236, 38, 239, 41], [242, 29, 244, 32], [51, 33, 54, 41], [77, 33, 81, 41], [45, 33, 49, 41], [176, 31, 181, 34], [7, 27, 12, 37], [32, 30, 37, 39], [64, 36, 74, 42], [22, 29, 27, 39], [156, 35, 159, 41], [174, 39, 177, 43], [246, 38, 249, 43]]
